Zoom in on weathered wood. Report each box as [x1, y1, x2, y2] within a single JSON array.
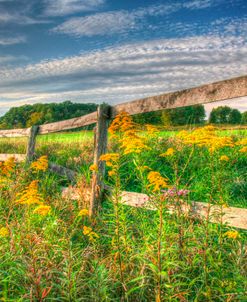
[[0, 128, 30, 138], [62, 187, 247, 230], [0, 153, 26, 162], [112, 75, 247, 117], [49, 162, 77, 182], [89, 104, 111, 217], [39, 112, 98, 134], [26, 126, 39, 162]]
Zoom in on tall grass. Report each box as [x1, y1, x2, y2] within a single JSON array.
[[0, 119, 246, 301]]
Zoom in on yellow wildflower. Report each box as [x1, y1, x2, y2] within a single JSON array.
[[0, 157, 15, 176], [33, 205, 51, 216], [236, 138, 247, 146], [220, 155, 229, 162], [121, 135, 150, 155], [109, 112, 136, 137], [16, 180, 44, 205], [0, 227, 9, 238], [224, 230, 240, 239], [146, 124, 159, 136], [177, 126, 234, 152], [99, 153, 120, 167], [108, 170, 116, 177], [239, 146, 247, 153], [83, 226, 99, 242], [78, 209, 89, 216], [31, 156, 48, 172], [160, 148, 175, 157], [89, 164, 98, 172], [147, 171, 168, 192]]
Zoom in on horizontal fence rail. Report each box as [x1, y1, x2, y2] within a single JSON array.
[[0, 154, 26, 162], [62, 187, 247, 230], [0, 128, 30, 138], [0, 75, 246, 137]]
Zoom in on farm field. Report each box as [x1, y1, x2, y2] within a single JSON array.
[[0, 115, 246, 301]]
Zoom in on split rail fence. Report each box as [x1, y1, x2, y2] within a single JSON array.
[[0, 75, 247, 228]]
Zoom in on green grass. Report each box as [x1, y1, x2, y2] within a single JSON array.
[[0, 124, 246, 301]]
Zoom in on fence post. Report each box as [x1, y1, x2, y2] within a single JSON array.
[[26, 125, 39, 162], [89, 104, 111, 217]]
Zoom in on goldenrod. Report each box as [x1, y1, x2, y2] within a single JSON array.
[[33, 205, 51, 216]]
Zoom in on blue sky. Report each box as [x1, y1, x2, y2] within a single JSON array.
[[0, 0, 246, 116]]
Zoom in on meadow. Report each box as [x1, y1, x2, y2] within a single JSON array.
[[0, 114, 246, 301]]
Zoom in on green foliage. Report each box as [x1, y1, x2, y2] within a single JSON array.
[[164, 105, 206, 126], [209, 106, 242, 124], [241, 111, 247, 124], [133, 105, 206, 126], [0, 101, 98, 129]]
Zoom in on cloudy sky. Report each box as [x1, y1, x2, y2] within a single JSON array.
[[0, 0, 246, 117]]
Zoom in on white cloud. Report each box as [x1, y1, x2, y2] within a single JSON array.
[[43, 0, 105, 17], [0, 34, 246, 117], [0, 55, 27, 64], [0, 35, 26, 45], [53, 10, 138, 37], [184, 0, 216, 10], [52, 1, 220, 37]]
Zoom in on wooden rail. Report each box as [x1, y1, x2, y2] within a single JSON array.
[[0, 75, 247, 220], [0, 128, 30, 138], [62, 187, 247, 230], [0, 154, 26, 162]]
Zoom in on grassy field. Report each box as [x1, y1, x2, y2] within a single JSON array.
[[0, 119, 246, 301]]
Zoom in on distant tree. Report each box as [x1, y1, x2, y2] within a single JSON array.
[[132, 105, 205, 126], [229, 109, 242, 124], [241, 111, 247, 124], [0, 101, 98, 129], [209, 106, 242, 124], [132, 111, 162, 125], [160, 105, 205, 126], [161, 111, 172, 126]]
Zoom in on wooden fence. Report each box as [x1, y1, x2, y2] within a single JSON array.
[[0, 75, 247, 228]]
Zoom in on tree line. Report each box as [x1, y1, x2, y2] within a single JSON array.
[[0, 101, 246, 130], [0, 101, 97, 129]]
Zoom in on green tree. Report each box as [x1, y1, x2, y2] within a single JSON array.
[[209, 106, 242, 124], [0, 101, 98, 129], [241, 111, 247, 124]]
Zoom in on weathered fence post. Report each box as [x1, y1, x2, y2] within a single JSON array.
[[89, 104, 111, 217], [26, 125, 39, 162]]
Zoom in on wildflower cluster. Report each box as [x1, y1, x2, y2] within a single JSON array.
[[162, 187, 190, 198], [78, 209, 89, 217], [33, 205, 51, 216], [83, 226, 99, 242], [177, 125, 234, 152], [147, 171, 169, 192], [16, 180, 44, 205], [0, 226, 9, 238], [31, 155, 48, 172], [220, 155, 229, 162], [109, 112, 150, 155], [109, 111, 136, 137], [99, 153, 120, 177], [224, 230, 240, 239], [236, 138, 247, 153], [160, 147, 175, 157], [0, 157, 16, 176]]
